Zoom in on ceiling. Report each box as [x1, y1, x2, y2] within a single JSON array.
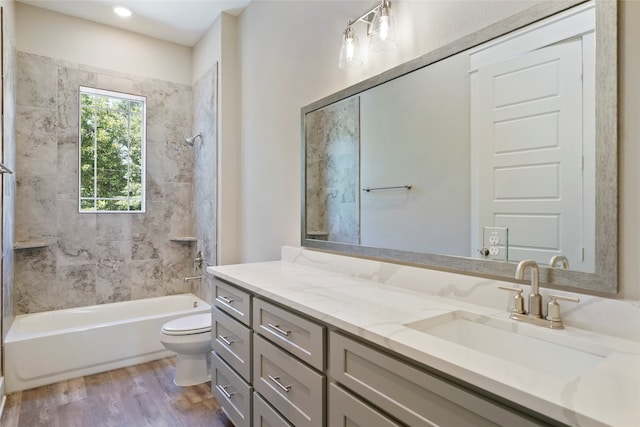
[[17, 0, 252, 47]]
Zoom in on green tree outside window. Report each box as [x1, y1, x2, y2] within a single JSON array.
[[80, 87, 146, 212]]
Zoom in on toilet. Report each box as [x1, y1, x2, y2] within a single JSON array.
[[160, 313, 212, 386]]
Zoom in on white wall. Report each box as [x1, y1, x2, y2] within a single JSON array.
[[234, 0, 540, 261], [15, 2, 192, 85], [193, 13, 241, 265], [234, 0, 640, 300]]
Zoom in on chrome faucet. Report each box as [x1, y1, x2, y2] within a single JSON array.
[[515, 259, 542, 318], [500, 259, 579, 329]]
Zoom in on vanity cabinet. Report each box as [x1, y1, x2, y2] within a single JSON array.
[[211, 276, 551, 427], [211, 280, 254, 427], [329, 331, 545, 427]]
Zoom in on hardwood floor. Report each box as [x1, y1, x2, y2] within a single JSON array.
[[0, 357, 233, 427]]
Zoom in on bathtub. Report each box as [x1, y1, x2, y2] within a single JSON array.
[[5, 293, 211, 393]]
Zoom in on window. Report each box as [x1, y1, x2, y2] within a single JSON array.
[[79, 87, 146, 212]]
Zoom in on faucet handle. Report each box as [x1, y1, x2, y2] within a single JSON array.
[[498, 286, 525, 314], [546, 294, 580, 323]]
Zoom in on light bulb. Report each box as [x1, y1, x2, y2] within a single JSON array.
[[345, 38, 355, 61], [379, 16, 389, 41]]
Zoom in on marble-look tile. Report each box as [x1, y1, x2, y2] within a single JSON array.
[[95, 240, 132, 304], [305, 97, 359, 243], [163, 242, 194, 295], [57, 67, 98, 138], [145, 124, 167, 202], [56, 134, 79, 200], [14, 245, 57, 314], [53, 264, 97, 310], [15, 176, 57, 243], [130, 259, 164, 299], [131, 202, 167, 260], [196, 199, 216, 264], [96, 214, 132, 242], [16, 105, 58, 177], [165, 182, 194, 238], [16, 52, 57, 110], [132, 80, 166, 127], [13, 50, 199, 313], [165, 126, 195, 183], [165, 84, 193, 128], [95, 73, 136, 95]]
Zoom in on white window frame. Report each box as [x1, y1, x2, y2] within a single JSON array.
[[78, 86, 147, 213]]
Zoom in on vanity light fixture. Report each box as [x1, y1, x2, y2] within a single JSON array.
[[338, 0, 397, 69], [338, 23, 363, 69], [113, 5, 132, 18]]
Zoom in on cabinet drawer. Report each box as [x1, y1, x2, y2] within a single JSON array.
[[329, 383, 402, 427], [212, 352, 252, 427], [212, 307, 252, 382], [330, 332, 543, 427], [253, 298, 325, 370], [214, 279, 251, 326], [253, 334, 325, 427], [253, 391, 293, 427]]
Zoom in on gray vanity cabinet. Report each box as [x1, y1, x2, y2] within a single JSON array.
[[328, 383, 402, 427], [252, 297, 326, 427], [329, 331, 545, 427], [211, 280, 254, 427], [211, 276, 552, 427]]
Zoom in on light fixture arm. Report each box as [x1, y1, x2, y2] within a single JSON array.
[[347, 0, 390, 36]]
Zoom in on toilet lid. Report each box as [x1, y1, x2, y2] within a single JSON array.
[[162, 313, 211, 336]]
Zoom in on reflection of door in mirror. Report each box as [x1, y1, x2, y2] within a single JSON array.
[[305, 97, 360, 244], [470, 6, 595, 272]]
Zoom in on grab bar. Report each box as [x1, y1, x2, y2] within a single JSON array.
[[363, 184, 412, 192]]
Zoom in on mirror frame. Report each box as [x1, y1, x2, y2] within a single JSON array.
[[301, 0, 617, 293]]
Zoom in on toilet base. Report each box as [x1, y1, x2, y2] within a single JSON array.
[[174, 352, 210, 386]]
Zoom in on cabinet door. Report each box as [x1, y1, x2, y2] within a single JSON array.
[[253, 298, 325, 370], [214, 279, 252, 326], [212, 352, 252, 427], [253, 334, 325, 427], [212, 307, 252, 382], [330, 332, 544, 427], [329, 383, 402, 427]]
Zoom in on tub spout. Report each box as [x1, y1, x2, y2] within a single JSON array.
[[184, 275, 203, 282]]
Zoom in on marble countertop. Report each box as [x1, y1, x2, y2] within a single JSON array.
[[207, 260, 640, 427]]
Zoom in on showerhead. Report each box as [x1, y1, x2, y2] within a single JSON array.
[[185, 132, 202, 146]]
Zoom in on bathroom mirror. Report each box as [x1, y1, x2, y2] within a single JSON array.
[[301, 0, 617, 293]]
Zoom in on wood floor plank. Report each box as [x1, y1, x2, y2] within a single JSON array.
[[0, 357, 230, 427]]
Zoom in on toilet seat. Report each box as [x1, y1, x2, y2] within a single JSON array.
[[162, 313, 211, 336]]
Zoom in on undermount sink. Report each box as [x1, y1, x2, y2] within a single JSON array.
[[404, 311, 611, 380]]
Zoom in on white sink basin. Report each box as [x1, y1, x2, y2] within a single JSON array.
[[404, 311, 611, 380]]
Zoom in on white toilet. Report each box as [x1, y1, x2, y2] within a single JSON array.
[[160, 313, 212, 386]]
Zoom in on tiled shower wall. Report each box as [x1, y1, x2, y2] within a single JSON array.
[[14, 52, 197, 313], [192, 64, 217, 303], [3, 22, 18, 360]]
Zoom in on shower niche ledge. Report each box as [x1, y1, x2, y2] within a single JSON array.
[[14, 241, 50, 250], [169, 236, 197, 242]]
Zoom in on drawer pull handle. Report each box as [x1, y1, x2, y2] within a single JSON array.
[[216, 295, 234, 305], [267, 323, 291, 337], [218, 335, 234, 346], [268, 375, 291, 393], [216, 384, 235, 399]]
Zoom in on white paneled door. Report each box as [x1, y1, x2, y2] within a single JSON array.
[[475, 38, 585, 268]]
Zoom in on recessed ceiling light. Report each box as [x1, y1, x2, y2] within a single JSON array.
[[113, 6, 132, 18]]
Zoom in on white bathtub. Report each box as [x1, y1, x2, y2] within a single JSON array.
[[5, 293, 211, 393]]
